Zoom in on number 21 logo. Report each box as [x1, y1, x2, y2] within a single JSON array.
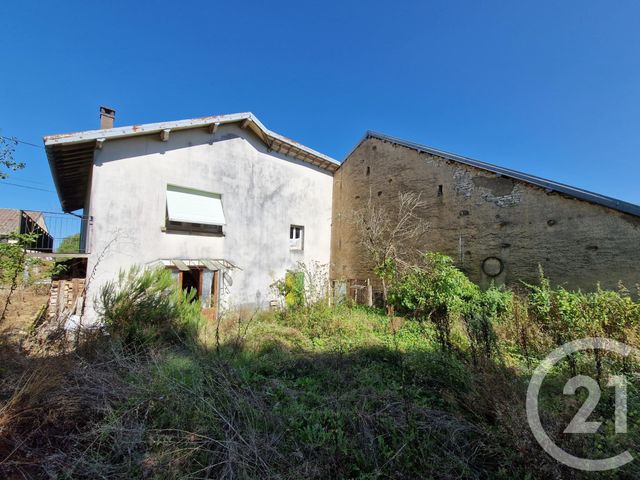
[[563, 374, 627, 434], [527, 338, 637, 472]]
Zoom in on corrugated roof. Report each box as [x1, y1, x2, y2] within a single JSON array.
[[44, 112, 340, 212], [357, 131, 640, 218]]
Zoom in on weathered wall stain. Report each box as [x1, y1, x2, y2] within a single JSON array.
[[472, 176, 515, 196]]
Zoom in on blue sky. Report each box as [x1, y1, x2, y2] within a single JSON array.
[[1, 0, 639, 212]]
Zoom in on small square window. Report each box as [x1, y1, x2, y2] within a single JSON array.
[[289, 225, 304, 250]]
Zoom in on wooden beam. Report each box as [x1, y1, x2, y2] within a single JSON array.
[[240, 118, 250, 129], [160, 129, 171, 142], [54, 146, 95, 156], [95, 138, 105, 150], [208, 122, 220, 134], [58, 159, 92, 168]]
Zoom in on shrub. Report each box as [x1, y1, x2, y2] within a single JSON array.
[[530, 273, 618, 340], [526, 268, 640, 378], [464, 285, 513, 362], [388, 252, 478, 351], [97, 266, 202, 346], [284, 270, 305, 308], [271, 261, 330, 311]]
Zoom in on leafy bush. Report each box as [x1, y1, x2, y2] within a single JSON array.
[[528, 269, 586, 347], [97, 266, 203, 346], [272, 261, 330, 311], [387, 253, 640, 373], [388, 252, 478, 350], [0, 232, 39, 285], [464, 285, 512, 362], [284, 270, 305, 308], [526, 268, 640, 377]]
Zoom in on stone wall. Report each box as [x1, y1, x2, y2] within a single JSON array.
[[331, 136, 640, 292]]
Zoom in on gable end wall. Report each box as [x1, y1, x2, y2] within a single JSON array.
[[331, 137, 640, 291]]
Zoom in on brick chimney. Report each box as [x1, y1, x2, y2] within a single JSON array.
[[99, 106, 116, 129]]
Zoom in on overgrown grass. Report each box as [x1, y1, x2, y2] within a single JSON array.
[[64, 307, 498, 479], [16, 301, 628, 479], [3, 265, 640, 479]]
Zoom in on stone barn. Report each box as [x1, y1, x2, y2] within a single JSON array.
[[331, 132, 640, 293]]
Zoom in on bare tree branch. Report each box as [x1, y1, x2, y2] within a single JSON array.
[[351, 190, 429, 303]]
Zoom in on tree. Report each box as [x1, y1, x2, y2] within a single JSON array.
[[352, 191, 428, 304], [0, 135, 24, 179], [57, 233, 81, 253]]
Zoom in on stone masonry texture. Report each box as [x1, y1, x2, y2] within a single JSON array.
[[331, 137, 640, 292]]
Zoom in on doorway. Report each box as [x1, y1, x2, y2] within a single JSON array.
[[180, 268, 202, 301], [176, 267, 220, 313]]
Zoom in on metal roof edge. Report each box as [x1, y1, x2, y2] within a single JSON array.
[[43, 112, 255, 145], [340, 131, 374, 165], [356, 131, 640, 218]]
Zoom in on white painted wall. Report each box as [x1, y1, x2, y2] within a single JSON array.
[[83, 124, 333, 322]]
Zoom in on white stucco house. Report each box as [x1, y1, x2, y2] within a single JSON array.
[[44, 109, 338, 323]]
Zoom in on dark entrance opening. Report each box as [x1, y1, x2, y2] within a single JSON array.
[[181, 268, 201, 301]]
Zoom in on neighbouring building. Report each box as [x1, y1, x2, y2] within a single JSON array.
[[331, 132, 640, 295], [44, 109, 338, 323], [0, 208, 53, 252]]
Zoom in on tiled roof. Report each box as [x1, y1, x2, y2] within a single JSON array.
[[0, 208, 20, 235], [0, 209, 49, 235]]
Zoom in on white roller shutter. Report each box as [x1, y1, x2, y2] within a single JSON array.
[[166, 185, 226, 226]]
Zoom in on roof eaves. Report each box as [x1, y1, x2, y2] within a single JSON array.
[[43, 112, 254, 146], [43, 112, 339, 171], [45, 145, 70, 211]]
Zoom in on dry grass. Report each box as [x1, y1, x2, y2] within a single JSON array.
[[0, 286, 123, 478], [0, 349, 129, 479], [0, 286, 48, 347]]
